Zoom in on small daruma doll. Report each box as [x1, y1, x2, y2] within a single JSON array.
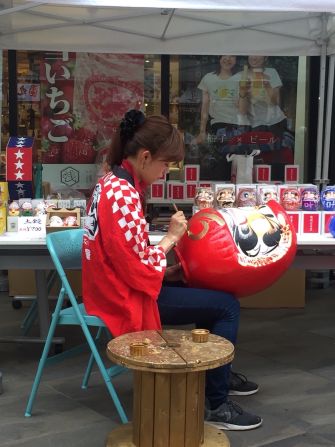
[[21, 201, 33, 216], [301, 186, 319, 211], [194, 187, 214, 210], [216, 186, 235, 208], [34, 201, 47, 216], [49, 215, 64, 227], [257, 185, 278, 205], [321, 186, 335, 211], [236, 186, 257, 208], [280, 187, 301, 211], [8, 201, 20, 216], [64, 215, 77, 227]]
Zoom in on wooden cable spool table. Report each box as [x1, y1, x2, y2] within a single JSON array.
[[106, 329, 234, 447]]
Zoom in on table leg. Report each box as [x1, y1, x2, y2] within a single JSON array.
[[0, 269, 64, 345], [35, 270, 50, 338]]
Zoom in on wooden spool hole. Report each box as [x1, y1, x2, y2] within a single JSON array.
[[129, 342, 148, 356], [191, 329, 210, 343]]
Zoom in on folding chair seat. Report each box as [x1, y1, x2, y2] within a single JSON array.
[[25, 229, 127, 423]]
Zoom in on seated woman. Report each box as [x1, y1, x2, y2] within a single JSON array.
[[82, 109, 262, 431]]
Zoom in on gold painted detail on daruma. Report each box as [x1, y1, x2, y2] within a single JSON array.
[[187, 212, 225, 240]]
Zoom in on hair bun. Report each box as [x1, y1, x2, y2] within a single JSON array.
[[120, 109, 145, 141]]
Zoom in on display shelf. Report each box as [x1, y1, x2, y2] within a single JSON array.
[[148, 232, 335, 246]]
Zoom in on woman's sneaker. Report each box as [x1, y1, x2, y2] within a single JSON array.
[[205, 400, 262, 431], [228, 371, 259, 396]]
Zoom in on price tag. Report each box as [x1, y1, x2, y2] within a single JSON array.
[[17, 215, 46, 237]]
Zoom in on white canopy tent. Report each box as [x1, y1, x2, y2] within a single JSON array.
[[1, 0, 335, 182]]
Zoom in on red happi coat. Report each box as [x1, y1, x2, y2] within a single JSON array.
[[82, 168, 165, 336]]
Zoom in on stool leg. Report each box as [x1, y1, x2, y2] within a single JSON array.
[[132, 371, 205, 447]]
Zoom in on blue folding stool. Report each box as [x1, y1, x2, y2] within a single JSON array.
[[25, 229, 128, 423]]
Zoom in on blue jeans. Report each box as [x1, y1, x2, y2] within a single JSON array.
[[158, 285, 240, 409]]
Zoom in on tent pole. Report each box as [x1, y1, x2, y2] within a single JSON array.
[[315, 48, 326, 184], [315, 16, 328, 185], [321, 54, 335, 185]]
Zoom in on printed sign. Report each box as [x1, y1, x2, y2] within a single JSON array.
[[42, 163, 97, 190], [17, 215, 47, 237]]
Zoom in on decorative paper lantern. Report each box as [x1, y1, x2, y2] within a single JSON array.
[[174, 200, 297, 297]]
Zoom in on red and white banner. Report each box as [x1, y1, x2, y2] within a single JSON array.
[[40, 52, 144, 165], [73, 53, 144, 147]]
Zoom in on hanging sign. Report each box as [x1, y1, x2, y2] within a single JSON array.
[[6, 136, 33, 181], [6, 136, 34, 200]]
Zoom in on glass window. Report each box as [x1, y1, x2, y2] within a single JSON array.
[[1, 50, 7, 174], [170, 55, 303, 182], [144, 55, 161, 116], [17, 51, 41, 147], [1, 51, 161, 171]]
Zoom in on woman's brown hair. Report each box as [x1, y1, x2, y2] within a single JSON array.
[[107, 110, 184, 168]]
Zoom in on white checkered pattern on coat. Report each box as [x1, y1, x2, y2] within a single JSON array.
[[105, 175, 166, 272]]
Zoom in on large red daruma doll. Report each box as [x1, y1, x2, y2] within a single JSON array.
[[174, 200, 297, 297]]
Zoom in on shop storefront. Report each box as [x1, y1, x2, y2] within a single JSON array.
[[0, 49, 334, 239], [0, 50, 313, 184], [0, 10, 334, 424]]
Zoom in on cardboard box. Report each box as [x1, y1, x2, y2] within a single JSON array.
[[302, 211, 321, 234], [150, 182, 165, 200], [8, 270, 82, 296], [166, 182, 185, 200], [321, 211, 335, 234], [198, 182, 213, 189], [285, 165, 300, 183], [254, 165, 271, 183], [185, 182, 198, 200], [46, 207, 81, 233], [7, 216, 18, 232], [286, 211, 302, 235], [241, 269, 305, 308], [183, 164, 200, 182]]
